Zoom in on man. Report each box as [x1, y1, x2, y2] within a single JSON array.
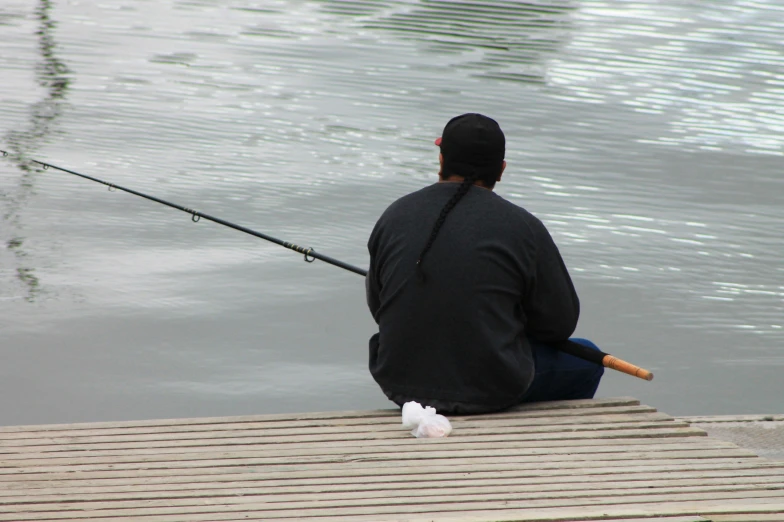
[[366, 113, 603, 414]]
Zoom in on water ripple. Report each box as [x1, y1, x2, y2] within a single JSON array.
[[1, 0, 782, 420]]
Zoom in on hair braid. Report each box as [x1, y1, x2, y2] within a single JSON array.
[[416, 175, 477, 282]]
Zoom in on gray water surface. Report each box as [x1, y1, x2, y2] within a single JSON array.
[[1, 0, 782, 426]]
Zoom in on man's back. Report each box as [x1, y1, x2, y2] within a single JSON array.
[[366, 182, 580, 413]]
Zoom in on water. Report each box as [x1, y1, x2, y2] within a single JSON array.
[[1, 0, 782, 426]]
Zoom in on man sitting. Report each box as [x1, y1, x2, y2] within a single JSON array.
[[365, 113, 604, 414]]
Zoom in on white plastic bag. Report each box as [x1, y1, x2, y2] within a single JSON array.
[[401, 401, 452, 438]]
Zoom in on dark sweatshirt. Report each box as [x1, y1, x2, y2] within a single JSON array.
[[366, 182, 579, 413]]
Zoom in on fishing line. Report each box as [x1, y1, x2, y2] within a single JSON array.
[[0, 150, 653, 381]]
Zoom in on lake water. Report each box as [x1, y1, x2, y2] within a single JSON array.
[[1, 0, 782, 426]]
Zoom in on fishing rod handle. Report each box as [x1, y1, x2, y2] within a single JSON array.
[[601, 355, 654, 381]]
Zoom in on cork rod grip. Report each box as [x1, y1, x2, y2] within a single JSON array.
[[601, 355, 654, 381]]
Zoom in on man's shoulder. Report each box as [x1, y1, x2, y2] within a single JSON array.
[[374, 183, 544, 230], [491, 192, 537, 217], [390, 183, 441, 204], [375, 184, 440, 220], [485, 192, 547, 234], [369, 185, 432, 245]]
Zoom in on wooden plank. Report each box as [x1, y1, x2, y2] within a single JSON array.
[[3, 475, 783, 504], [679, 415, 784, 423], [0, 427, 730, 457], [8, 498, 778, 522], [0, 425, 708, 458], [0, 397, 642, 435], [3, 457, 779, 485], [2, 483, 784, 516], [4, 465, 783, 496], [711, 509, 784, 522], [2, 477, 784, 506], [0, 446, 758, 477], [427, 501, 784, 522], [0, 410, 674, 447], [6, 446, 752, 470], [608, 519, 708, 522], [0, 437, 752, 463], [0, 468, 761, 496], [264, 499, 784, 522], [0, 405, 659, 441], [0, 427, 707, 458], [710, 509, 784, 522], [0, 414, 686, 447], [1, 488, 783, 520], [0, 438, 737, 463]]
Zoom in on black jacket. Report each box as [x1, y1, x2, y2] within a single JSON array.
[[366, 182, 579, 413]]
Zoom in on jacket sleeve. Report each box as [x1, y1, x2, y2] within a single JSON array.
[[522, 219, 580, 342], [366, 223, 382, 323]]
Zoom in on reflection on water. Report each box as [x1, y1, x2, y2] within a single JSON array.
[[3, 0, 70, 301], [323, 1, 576, 84], [547, 2, 784, 155]]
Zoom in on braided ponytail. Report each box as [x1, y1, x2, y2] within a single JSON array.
[[416, 174, 477, 282]]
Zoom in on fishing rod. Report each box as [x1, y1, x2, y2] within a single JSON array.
[[0, 150, 366, 276], [1, 150, 653, 381]]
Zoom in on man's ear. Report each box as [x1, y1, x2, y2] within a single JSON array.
[[497, 160, 506, 183]]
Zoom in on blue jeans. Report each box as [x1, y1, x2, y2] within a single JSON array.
[[520, 337, 604, 403]]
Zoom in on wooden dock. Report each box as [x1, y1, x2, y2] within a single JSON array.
[[1, 397, 783, 521]]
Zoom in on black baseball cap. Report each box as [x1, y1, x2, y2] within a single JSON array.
[[435, 113, 505, 175]]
